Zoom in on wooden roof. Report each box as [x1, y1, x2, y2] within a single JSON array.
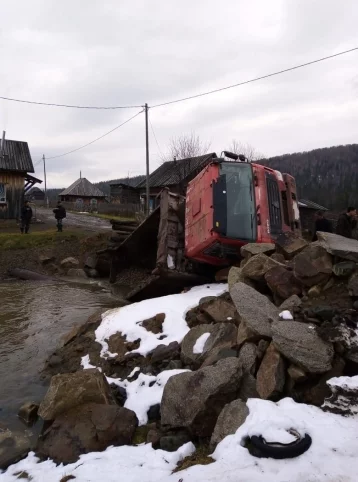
[[60, 178, 105, 198], [0, 139, 34, 173]]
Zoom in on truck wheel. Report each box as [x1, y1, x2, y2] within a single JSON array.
[[246, 430, 312, 459]]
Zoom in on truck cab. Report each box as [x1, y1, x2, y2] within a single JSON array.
[[185, 156, 300, 266]]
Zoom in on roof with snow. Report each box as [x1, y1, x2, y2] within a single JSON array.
[[136, 153, 217, 189], [60, 178, 106, 198]]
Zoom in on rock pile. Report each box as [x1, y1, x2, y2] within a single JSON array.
[[35, 232, 358, 465]]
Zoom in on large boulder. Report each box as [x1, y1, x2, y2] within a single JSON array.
[[210, 399, 249, 450], [228, 267, 255, 291], [293, 244, 332, 287], [275, 232, 308, 259], [240, 243, 275, 258], [181, 323, 237, 368], [37, 403, 138, 464], [241, 254, 283, 281], [265, 266, 302, 300], [317, 232, 358, 263], [256, 343, 285, 400], [161, 358, 243, 437], [230, 282, 280, 338], [237, 343, 257, 374], [200, 297, 239, 324], [38, 369, 114, 421], [272, 321, 334, 374]]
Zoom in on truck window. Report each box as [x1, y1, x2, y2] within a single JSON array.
[[213, 162, 257, 242]]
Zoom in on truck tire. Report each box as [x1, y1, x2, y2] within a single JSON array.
[[247, 431, 312, 459]]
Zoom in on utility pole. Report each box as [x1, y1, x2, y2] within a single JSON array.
[[145, 103, 150, 216], [43, 154, 47, 207]]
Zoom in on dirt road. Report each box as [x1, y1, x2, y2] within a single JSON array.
[[35, 207, 112, 232]]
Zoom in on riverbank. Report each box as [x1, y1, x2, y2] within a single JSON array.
[[0, 230, 111, 280]]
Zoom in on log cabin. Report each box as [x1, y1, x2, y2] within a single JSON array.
[[0, 132, 42, 219]]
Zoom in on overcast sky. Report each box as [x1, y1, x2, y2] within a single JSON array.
[[1, 0, 357, 188]]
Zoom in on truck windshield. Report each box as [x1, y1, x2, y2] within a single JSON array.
[[214, 162, 257, 241]]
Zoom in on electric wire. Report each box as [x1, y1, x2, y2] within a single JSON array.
[[0, 96, 142, 110], [149, 118, 164, 158]]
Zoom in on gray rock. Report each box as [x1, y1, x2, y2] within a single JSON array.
[[272, 321, 334, 374], [86, 268, 100, 279], [256, 343, 285, 400], [150, 342, 180, 365], [240, 243, 275, 258], [60, 257, 79, 269], [238, 373, 260, 401], [0, 428, 31, 470], [39, 255, 55, 265], [348, 272, 358, 297], [38, 369, 114, 421], [201, 298, 239, 324], [67, 268, 88, 279], [37, 403, 138, 464], [237, 343, 257, 374], [199, 296, 217, 305], [181, 323, 237, 368], [161, 358, 243, 437], [317, 232, 358, 263], [241, 253, 284, 281], [230, 282, 280, 338], [333, 261, 356, 278], [275, 232, 308, 259], [265, 265, 302, 300], [287, 365, 307, 383], [237, 321, 260, 347], [85, 254, 98, 269], [311, 306, 335, 321], [279, 295, 302, 312], [210, 399, 249, 449], [200, 347, 238, 369], [18, 402, 39, 426], [166, 360, 183, 370], [293, 244, 332, 287], [160, 432, 191, 452], [228, 267, 255, 291]]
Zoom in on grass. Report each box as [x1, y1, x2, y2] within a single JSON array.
[[0, 230, 85, 250], [173, 444, 214, 473], [86, 212, 136, 222]]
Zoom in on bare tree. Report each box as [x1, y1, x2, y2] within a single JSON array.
[[160, 133, 211, 163], [227, 140, 265, 162]]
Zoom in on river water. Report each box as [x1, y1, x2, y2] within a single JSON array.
[[0, 280, 120, 442]]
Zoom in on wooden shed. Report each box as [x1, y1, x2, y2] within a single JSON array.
[[0, 134, 42, 219]]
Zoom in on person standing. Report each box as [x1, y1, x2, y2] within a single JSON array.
[[336, 207, 357, 239], [312, 210, 333, 241], [20, 200, 33, 234], [53, 201, 66, 232]]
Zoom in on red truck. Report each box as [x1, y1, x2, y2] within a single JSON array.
[[106, 152, 301, 301]]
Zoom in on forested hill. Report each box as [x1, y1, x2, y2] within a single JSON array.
[[260, 144, 358, 210]]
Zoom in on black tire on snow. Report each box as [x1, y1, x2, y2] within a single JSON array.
[[247, 433, 312, 459]]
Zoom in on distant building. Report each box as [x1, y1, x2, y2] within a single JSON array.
[[135, 153, 217, 210], [28, 187, 45, 202], [0, 134, 42, 219], [59, 177, 106, 210], [298, 199, 328, 232], [110, 183, 140, 204]]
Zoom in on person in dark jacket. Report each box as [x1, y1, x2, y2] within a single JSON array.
[[53, 201, 66, 232], [312, 210, 333, 241], [20, 201, 33, 234], [336, 207, 357, 239]]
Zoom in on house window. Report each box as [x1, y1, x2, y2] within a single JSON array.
[[0, 183, 6, 203]]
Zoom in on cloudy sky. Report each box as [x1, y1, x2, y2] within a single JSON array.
[[1, 0, 357, 188]]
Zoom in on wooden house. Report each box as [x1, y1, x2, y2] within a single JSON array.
[[135, 153, 217, 210], [109, 182, 140, 204], [59, 177, 106, 208], [28, 186, 45, 202], [0, 134, 42, 219]]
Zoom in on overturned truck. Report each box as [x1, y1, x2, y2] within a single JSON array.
[[104, 154, 301, 302]]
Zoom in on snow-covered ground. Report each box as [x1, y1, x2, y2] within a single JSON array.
[[95, 283, 227, 358], [2, 285, 358, 481], [3, 397, 358, 482]]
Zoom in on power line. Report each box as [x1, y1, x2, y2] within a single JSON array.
[[0, 96, 142, 110], [151, 46, 358, 108], [33, 109, 143, 166], [149, 117, 164, 158]]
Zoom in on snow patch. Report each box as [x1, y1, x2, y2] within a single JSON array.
[[193, 333, 210, 354], [81, 355, 102, 372], [327, 375, 358, 389], [95, 284, 227, 358], [279, 310, 293, 320], [167, 254, 175, 269]]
